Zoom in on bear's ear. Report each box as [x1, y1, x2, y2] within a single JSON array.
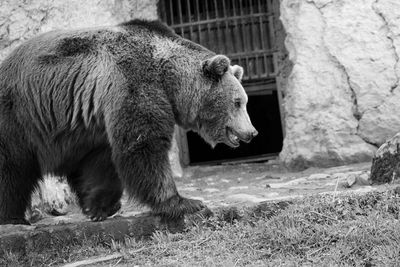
[[202, 55, 230, 79], [231, 65, 244, 81]]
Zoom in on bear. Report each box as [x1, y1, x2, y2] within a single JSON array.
[[0, 20, 258, 225]]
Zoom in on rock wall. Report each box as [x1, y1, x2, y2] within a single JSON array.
[[0, 0, 158, 61], [279, 0, 400, 169]]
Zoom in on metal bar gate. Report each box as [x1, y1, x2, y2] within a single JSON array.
[[159, 0, 278, 83]]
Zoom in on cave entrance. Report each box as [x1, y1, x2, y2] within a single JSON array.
[[159, 0, 284, 165]]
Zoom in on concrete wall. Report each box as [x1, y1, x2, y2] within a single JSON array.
[[279, 0, 400, 169]]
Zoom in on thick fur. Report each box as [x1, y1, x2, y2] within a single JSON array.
[[0, 19, 255, 224]]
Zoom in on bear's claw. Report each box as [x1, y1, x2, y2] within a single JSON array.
[[153, 195, 208, 220], [83, 199, 121, 222]]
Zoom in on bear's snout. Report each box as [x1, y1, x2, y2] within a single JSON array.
[[240, 128, 258, 143], [226, 108, 258, 147], [249, 129, 258, 139]]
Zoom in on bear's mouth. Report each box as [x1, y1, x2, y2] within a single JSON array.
[[225, 127, 240, 148]]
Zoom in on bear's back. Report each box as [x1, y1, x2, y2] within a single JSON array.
[[0, 20, 211, 144]]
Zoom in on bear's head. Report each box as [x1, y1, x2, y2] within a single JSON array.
[[195, 55, 258, 148]]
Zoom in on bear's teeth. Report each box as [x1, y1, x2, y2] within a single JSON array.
[[230, 134, 238, 142]]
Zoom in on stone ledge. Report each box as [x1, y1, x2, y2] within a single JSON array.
[[0, 187, 387, 258], [0, 213, 184, 257], [0, 201, 294, 257]]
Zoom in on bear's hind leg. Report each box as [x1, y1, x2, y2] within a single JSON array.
[[67, 146, 123, 221], [0, 139, 41, 225]]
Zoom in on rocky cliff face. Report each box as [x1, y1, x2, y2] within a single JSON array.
[[0, 0, 158, 62], [279, 0, 400, 169]]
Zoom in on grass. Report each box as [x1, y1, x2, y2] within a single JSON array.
[[3, 189, 400, 266]]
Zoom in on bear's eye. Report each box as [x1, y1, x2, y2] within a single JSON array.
[[234, 99, 241, 109]]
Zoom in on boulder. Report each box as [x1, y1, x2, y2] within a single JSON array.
[[370, 133, 400, 184], [279, 0, 400, 169]]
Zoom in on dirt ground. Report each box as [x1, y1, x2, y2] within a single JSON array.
[[30, 160, 386, 226]]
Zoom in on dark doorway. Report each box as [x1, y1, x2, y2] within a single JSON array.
[[159, 0, 284, 165], [187, 89, 283, 164]]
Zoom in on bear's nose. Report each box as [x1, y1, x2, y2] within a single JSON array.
[[244, 129, 258, 143]]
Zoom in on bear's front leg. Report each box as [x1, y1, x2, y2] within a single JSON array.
[[105, 95, 206, 220]]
